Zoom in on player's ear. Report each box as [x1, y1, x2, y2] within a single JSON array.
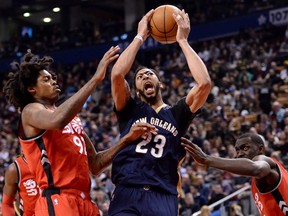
[[159, 82, 164, 89], [136, 91, 140, 98], [27, 86, 36, 95], [258, 144, 265, 153]]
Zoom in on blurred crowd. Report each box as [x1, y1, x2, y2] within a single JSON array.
[[0, 0, 287, 59], [1, 10, 288, 216]]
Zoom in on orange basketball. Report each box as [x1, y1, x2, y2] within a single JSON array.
[[149, 5, 180, 44]]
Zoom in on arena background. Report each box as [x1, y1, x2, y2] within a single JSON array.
[[0, 0, 288, 215]]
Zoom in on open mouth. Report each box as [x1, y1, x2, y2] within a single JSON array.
[[144, 82, 154, 94], [144, 82, 153, 90]]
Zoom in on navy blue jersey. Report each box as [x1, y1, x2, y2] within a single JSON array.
[[111, 97, 199, 195]]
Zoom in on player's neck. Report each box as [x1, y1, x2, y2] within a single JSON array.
[[150, 100, 166, 111], [154, 103, 168, 113], [35, 98, 56, 109], [142, 94, 166, 111], [37, 101, 56, 110]]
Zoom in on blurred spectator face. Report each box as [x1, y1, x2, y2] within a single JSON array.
[[213, 184, 223, 194], [229, 204, 243, 216], [195, 175, 205, 186], [272, 101, 281, 112], [189, 184, 200, 196], [192, 130, 199, 138], [210, 148, 220, 157], [200, 205, 211, 216], [182, 174, 190, 183], [101, 201, 110, 215], [184, 193, 195, 206], [90, 189, 98, 202], [186, 165, 194, 176], [285, 117, 288, 126], [203, 140, 211, 153], [95, 189, 108, 203]]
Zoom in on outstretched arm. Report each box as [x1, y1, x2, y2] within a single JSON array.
[[2, 163, 18, 216], [173, 10, 211, 113], [181, 137, 271, 179], [111, 10, 154, 111], [23, 46, 120, 131], [86, 122, 158, 176]]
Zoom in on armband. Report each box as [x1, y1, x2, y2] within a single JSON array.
[[134, 35, 143, 43]]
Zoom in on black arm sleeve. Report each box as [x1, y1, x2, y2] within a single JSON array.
[[171, 97, 201, 135]]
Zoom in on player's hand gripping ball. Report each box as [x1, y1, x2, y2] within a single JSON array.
[[149, 5, 180, 44]]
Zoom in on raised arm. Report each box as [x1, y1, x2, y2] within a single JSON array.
[[173, 10, 211, 113], [111, 10, 154, 111], [2, 163, 18, 216], [181, 137, 275, 179], [86, 122, 158, 176], [22, 46, 120, 131]]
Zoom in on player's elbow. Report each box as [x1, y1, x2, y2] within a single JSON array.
[[196, 79, 212, 97], [199, 78, 212, 92], [111, 65, 125, 78], [89, 161, 104, 176], [251, 164, 270, 179], [111, 70, 120, 79]]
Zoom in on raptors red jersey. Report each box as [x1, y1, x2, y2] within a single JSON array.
[[18, 115, 91, 193], [15, 156, 40, 216], [251, 158, 288, 216]]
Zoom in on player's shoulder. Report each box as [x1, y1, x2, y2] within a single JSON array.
[[22, 103, 46, 120], [253, 155, 278, 170], [5, 162, 18, 181], [253, 155, 274, 162], [14, 155, 26, 165], [7, 162, 17, 172], [22, 103, 51, 122], [173, 97, 187, 106], [22, 102, 46, 113], [170, 97, 190, 112]]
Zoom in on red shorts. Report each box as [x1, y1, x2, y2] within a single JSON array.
[[35, 189, 100, 216]]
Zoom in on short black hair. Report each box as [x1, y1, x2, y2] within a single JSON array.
[[237, 133, 264, 146]]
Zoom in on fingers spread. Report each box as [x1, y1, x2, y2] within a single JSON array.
[[133, 122, 158, 137]]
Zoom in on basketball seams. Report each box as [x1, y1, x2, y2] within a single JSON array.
[[164, 5, 167, 43], [149, 4, 178, 44]]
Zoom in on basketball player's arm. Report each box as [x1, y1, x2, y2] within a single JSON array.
[[2, 163, 18, 216], [173, 10, 211, 113], [181, 137, 272, 179], [86, 122, 158, 176], [22, 46, 120, 131], [111, 9, 154, 111]]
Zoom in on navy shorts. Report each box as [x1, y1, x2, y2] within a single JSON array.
[[108, 184, 178, 216]]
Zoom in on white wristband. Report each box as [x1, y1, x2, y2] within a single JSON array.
[[134, 35, 143, 43]]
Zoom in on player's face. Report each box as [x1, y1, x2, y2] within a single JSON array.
[[235, 137, 259, 159], [29, 70, 61, 103], [135, 69, 160, 100]]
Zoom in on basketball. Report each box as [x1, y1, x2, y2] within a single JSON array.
[[149, 5, 180, 44]]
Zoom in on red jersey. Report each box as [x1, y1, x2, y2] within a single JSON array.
[[15, 155, 40, 216], [19, 115, 91, 193], [251, 158, 288, 216]]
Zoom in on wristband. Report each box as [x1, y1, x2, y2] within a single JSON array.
[[134, 35, 143, 43]]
